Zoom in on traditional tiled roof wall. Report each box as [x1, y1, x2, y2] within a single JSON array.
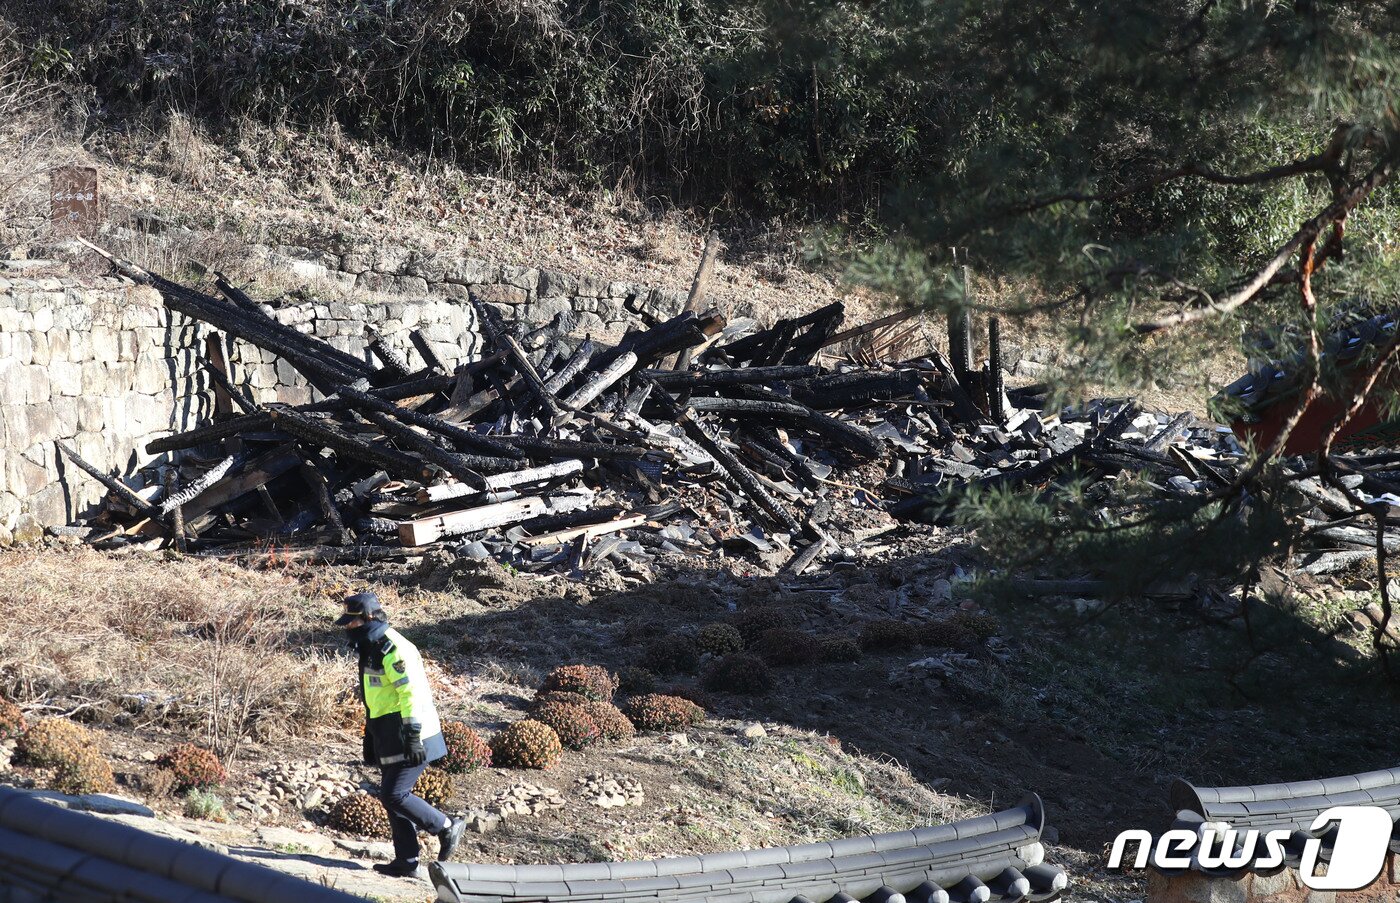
[[1167, 766, 1400, 877], [0, 786, 360, 902], [430, 796, 1066, 903]]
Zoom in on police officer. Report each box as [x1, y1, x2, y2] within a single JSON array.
[[337, 591, 466, 877]]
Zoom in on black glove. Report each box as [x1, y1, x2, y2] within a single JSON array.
[[362, 731, 375, 765], [402, 724, 426, 766]]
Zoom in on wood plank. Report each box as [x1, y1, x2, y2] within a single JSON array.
[[398, 489, 595, 546], [182, 446, 302, 520], [418, 459, 585, 503], [518, 513, 649, 548]]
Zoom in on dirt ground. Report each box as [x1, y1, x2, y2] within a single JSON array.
[[2, 526, 1395, 901]]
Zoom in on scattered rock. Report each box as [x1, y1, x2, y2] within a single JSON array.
[[489, 782, 564, 817], [463, 808, 501, 835], [257, 826, 336, 856], [742, 723, 767, 740], [575, 773, 644, 809], [334, 838, 396, 861]]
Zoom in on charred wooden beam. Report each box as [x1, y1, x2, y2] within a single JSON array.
[[198, 355, 258, 414], [787, 369, 922, 410], [215, 273, 373, 376], [563, 352, 637, 411], [159, 455, 236, 515], [360, 409, 489, 488], [55, 440, 156, 514], [542, 340, 597, 395], [267, 407, 426, 479], [684, 396, 882, 459], [987, 316, 1006, 423], [331, 382, 524, 462], [183, 445, 304, 522], [640, 364, 822, 390], [365, 326, 414, 381], [163, 469, 187, 552], [301, 458, 350, 545], [493, 435, 650, 461], [145, 413, 276, 454], [670, 231, 722, 371], [503, 333, 561, 419], [409, 329, 447, 374], [419, 459, 585, 503]]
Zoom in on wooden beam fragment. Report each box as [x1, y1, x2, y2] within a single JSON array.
[[397, 489, 595, 546]]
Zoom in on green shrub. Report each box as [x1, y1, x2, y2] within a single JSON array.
[[580, 701, 635, 741], [439, 721, 492, 774], [617, 666, 658, 695], [15, 718, 92, 768], [155, 744, 226, 791], [530, 701, 602, 750], [329, 793, 389, 837], [0, 698, 25, 740], [541, 665, 617, 702], [696, 623, 744, 656], [641, 634, 701, 675], [860, 619, 918, 652], [751, 627, 811, 666], [183, 789, 229, 823], [733, 607, 784, 641], [490, 719, 563, 769], [702, 654, 774, 695], [819, 636, 862, 663], [626, 694, 706, 732]]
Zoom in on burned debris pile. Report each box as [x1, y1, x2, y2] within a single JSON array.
[[53, 249, 1397, 584]]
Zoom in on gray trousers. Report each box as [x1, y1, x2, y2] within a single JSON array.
[[379, 762, 448, 863]]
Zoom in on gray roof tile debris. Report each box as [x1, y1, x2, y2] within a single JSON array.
[[430, 796, 1066, 903], [0, 786, 361, 902]]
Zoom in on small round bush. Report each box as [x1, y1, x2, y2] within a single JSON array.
[[751, 627, 811, 667], [917, 618, 977, 650], [696, 623, 744, 656], [581, 701, 635, 741], [641, 634, 701, 676], [820, 636, 862, 663], [439, 721, 492, 774], [0, 698, 25, 740], [733, 606, 783, 641], [617, 666, 657, 695], [860, 619, 918, 652], [703, 653, 775, 695], [52, 747, 115, 795], [531, 701, 602, 751], [490, 719, 563, 769], [949, 611, 999, 641], [413, 769, 456, 809], [329, 793, 390, 838], [139, 768, 179, 799], [541, 665, 618, 702], [184, 789, 229, 823], [155, 744, 226, 792], [16, 718, 92, 768], [530, 690, 592, 712], [627, 694, 706, 732]]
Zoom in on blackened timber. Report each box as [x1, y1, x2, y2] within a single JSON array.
[[145, 412, 276, 454], [182, 445, 308, 522], [542, 340, 597, 395], [55, 440, 156, 514], [562, 352, 636, 411], [215, 273, 373, 376], [640, 365, 823, 390], [684, 396, 882, 459], [198, 355, 258, 414], [158, 455, 237, 515], [680, 408, 799, 531], [163, 469, 187, 552], [301, 459, 350, 545], [988, 317, 1007, 422], [502, 333, 561, 419], [361, 409, 491, 488], [788, 370, 922, 410], [267, 407, 427, 479], [594, 311, 723, 371], [409, 329, 447, 374], [331, 383, 524, 462], [365, 327, 414, 381], [203, 334, 238, 417], [493, 435, 650, 461]]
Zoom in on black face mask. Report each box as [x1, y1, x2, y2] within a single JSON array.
[[347, 618, 389, 654]]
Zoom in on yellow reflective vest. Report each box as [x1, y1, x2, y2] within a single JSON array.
[[360, 627, 446, 766]]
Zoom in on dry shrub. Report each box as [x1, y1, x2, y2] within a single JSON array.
[[0, 698, 25, 739], [917, 618, 977, 650], [329, 793, 390, 838], [412, 769, 455, 809], [529, 690, 592, 711], [949, 611, 999, 641], [0, 549, 350, 767], [52, 748, 115, 795], [696, 623, 744, 656], [15, 718, 91, 768], [490, 719, 563, 769], [641, 634, 701, 675], [139, 768, 180, 799], [439, 721, 492, 774], [155, 743, 226, 791], [530, 701, 601, 750], [580, 701, 634, 741], [733, 606, 783, 641], [702, 653, 774, 695], [626, 694, 705, 732], [0, 40, 76, 253], [540, 665, 617, 702]]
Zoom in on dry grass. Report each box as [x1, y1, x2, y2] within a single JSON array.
[[0, 547, 351, 765]]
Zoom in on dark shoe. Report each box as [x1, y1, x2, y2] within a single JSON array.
[[437, 816, 466, 862], [373, 859, 423, 879]]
